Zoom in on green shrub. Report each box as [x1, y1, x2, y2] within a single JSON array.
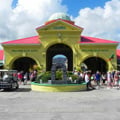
[[35, 72, 51, 83], [35, 72, 44, 83], [35, 71, 79, 83], [67, 71, 79, 81], [56, 70, 62, 80], [70, 74, 78, 80], [67, 71, 73, 76]]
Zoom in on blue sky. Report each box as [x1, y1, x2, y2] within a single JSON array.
[[61, 0, 110, 17], [12, 0, 110, 17], [12, 0, 18, 8]]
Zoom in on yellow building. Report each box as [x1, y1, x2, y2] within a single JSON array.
[[1, 13, 119, 73]]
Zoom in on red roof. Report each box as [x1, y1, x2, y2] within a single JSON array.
[[2, 36, 40, 45], [0, 50, 4, 60], [1, 35, 119, 45], [80, 36, 118, 44], [36, 19, 83, 31], [117, 49, 120, 59], [45, 19, 75, 25], [1, 34, 119, 45]]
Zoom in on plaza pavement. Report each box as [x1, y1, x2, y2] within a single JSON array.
[[0, 84, 120, 120]]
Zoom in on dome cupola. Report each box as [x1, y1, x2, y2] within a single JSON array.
[[48, 12, 71, 21], [45, 12, 74, 25]]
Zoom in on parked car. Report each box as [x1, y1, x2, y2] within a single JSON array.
[[0, 69, 19, 91]]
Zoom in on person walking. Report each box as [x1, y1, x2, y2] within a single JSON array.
[[85, 72, 94, 90], [23, 72, 29, 85], [30, 70, 37, 82], [17, 71, 23, 84], [95, 71, 101, 89], [107, 71, 113, 89], [113, 71, 119, 88], [117, 71, 120, 89], [101, 72, 107, 85]]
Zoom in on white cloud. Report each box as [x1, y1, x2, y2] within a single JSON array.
[[0, 0, 67, 48], [0, 0, 120, 49], [0, 0, 13, 41], [74, 0, 120, 48]]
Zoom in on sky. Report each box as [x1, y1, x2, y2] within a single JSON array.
[[0, 0, 120, 49]]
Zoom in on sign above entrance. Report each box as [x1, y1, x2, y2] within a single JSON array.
[[81, 49, 109, 52], [53, 26, 66, 30], [11, 49, 38, 52]]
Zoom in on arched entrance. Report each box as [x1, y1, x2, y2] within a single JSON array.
[[46, 44, 73, 71], [52, 54, 68, 69], [12, 57, 37, 72], [51, 54, 67, 82], [82, 57, 108, 73]]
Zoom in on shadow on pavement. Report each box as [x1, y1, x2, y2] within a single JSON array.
[[0, 86, 31, 92], [15, 88, 31, 92], [1, 88, 31, 92]]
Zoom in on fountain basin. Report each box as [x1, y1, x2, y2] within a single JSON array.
[[31, 82, 86, 92]]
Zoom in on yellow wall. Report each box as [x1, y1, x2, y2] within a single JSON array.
[[2, 20, 118, 71], [79, 44, 117, 71]]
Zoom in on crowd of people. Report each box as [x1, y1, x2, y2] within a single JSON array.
[[17, 69, 120, 90], [1, 68, 120, 91], [17, 70, 37, 85], [73, 70, 120, 90]]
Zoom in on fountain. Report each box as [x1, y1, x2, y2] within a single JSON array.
[[31, 55, 86, 92]]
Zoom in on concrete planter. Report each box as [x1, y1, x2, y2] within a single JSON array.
[[31, 82, 86, 92]]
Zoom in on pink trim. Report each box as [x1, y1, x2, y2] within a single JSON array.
[[36, 19, 83, 30], [117, 50, 120, 59], [0, 50, 4, 60], [80, 36, 119, 44], [45, 19, 75, 25], [2, 36, 40, 44]]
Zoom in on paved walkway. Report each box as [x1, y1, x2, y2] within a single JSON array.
[[0, 84, 120, 120]]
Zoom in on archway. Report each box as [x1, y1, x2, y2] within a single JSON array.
[[51, 54, 67, 82], [12, 57, 37, 72], [53, 54, 68, 69], [46, 44, 73, 71], [82, 57, 108, 73]]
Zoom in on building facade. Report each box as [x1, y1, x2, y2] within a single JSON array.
[[1, 13, 119, 73]]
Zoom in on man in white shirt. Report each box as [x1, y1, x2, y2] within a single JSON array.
[[85, 72, 94, 90]]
